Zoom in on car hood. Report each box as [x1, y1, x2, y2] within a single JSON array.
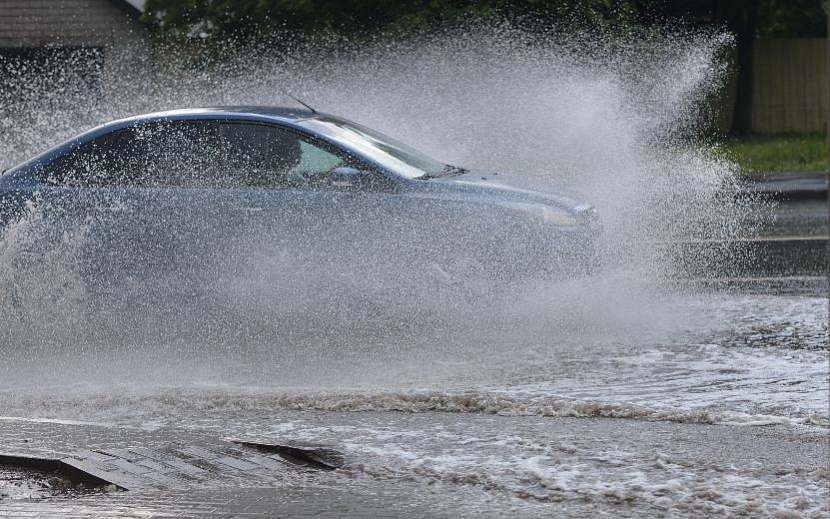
[[433, 170, 593, 214]]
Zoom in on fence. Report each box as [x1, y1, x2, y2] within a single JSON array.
[[713, 38, 827, 135], [751, 38, 827, 134]]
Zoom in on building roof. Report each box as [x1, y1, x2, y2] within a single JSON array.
[[121, 0, 144, 12]]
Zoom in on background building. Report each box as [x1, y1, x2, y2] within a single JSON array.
[[0, 0, 147, 114]]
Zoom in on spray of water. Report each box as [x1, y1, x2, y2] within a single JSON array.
[[0, 22, 762, 390]]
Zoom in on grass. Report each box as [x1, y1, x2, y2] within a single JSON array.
[[717, 133, 828, 174]]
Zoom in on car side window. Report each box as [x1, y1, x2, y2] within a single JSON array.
[[137, 122, 222, 186], [37, 129, 147, 186], [218, 123, 345, 188], [38, 120, 353, 189], [37, 122, 220, 187], [295, 140, 344, 176]]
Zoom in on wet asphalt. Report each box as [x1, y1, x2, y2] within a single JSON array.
[[758, 196, 827, 239], [0, 413, 826, 518], [673, 196, 828, 278]]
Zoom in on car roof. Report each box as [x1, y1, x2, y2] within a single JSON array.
[[208, 105, 318, 119], [113, 106, 318, 126]]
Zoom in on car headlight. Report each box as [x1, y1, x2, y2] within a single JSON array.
[[496, 202, 579, 225]]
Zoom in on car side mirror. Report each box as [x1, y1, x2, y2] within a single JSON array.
[[330, 166, 363, 187]]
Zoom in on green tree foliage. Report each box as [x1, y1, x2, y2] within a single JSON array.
[[142, 0, 642, 39], [756, 0, 826, 37], [633, 0, 826, 37], [143, 0, 826, 39]]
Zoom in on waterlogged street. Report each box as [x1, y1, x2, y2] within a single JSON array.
[[0, 225, 827, 517], [0, 410, 826, 517]]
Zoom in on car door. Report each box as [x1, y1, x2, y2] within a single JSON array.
[[23, 121, 236, 296], [206, 121, 401, 287], [22, 127, 156, 292]]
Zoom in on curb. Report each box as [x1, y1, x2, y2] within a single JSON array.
[[737, 171, 828, 199]]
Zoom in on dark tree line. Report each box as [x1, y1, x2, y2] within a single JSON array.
[[142, 1, 637, 38], [142, 0, 825, 39], [142, 0, 827, 135]]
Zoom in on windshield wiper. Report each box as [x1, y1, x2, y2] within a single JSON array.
[[421, 165, 467, 180]]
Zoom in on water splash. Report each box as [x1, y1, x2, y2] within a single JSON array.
[[0, 23, 766, 389]]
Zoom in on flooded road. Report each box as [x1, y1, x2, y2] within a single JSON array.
[[0, 265, 826, 517], [0, 409, 826, 518]]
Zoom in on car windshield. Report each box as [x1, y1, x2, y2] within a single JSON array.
[[297, 116, 456, 180]]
